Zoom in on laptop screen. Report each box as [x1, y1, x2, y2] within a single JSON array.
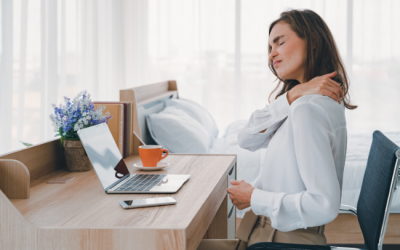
[[77, 123, 130, 190]]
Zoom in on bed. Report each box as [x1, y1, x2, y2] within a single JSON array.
[[120, 81, 400, 244]]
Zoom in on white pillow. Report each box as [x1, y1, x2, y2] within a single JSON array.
[[164, 98, 219, 138], [146, 106, 213, 154]]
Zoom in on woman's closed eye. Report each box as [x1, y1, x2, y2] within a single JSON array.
[[279, 41, 285, 46]]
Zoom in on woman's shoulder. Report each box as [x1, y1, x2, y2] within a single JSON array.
[[290, 94, 346, 130]]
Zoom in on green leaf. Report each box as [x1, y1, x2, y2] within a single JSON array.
[[60, 136, 64, 150], [20, 141, 34, 147]]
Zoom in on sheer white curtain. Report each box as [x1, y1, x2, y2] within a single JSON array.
[[0, 0, 129, 154], [351, 0, 400, 132], [1, 0, 399, 155]]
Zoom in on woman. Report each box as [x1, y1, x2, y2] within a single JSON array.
[[198, 9, 357, 250]]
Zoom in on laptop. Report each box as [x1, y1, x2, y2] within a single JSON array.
[[77, 123, 190, 193]]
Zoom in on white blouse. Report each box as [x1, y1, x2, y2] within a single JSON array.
[[238, 92, 347, 232]]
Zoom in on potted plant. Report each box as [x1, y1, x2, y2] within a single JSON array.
[[49, 91, 112, 172]]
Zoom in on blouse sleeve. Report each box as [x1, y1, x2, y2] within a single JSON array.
[[238, 92, 290, 152], [250, 101, 341, 232]]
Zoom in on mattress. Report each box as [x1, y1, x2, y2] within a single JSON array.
[[213, 120, 400, 217]]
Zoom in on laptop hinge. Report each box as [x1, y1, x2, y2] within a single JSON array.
[[105, 173, 131, 192]]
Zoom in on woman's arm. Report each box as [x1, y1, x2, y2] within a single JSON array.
[[237, 92, 290, 152], [238, 71, 343, 152]]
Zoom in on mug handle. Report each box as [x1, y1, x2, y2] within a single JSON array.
[[160, 149, 169, 160]]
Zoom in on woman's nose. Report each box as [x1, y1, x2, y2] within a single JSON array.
[[269, 49, 278, 60]]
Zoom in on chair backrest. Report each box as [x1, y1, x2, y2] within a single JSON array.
[[357, 131, 400, 250]]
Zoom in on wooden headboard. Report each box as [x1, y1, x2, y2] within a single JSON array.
[[120, 80, 179, 155]]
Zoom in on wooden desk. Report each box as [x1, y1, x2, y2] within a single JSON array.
[[0, 146, 237, 250]]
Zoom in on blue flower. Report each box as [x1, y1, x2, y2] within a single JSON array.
[[51, 90, 112, 136], [63, 121, 71, 132]]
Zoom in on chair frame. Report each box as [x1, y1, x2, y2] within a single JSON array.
[[378, 148, 400, 249], [339, 148, 400, 250]]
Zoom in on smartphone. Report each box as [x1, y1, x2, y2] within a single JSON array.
[[119, 197, 177, 209]]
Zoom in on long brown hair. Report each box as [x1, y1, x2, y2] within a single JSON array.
[[268, 9, 357, 110]]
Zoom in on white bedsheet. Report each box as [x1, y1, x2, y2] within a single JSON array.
[[212, 120, 400, 217]]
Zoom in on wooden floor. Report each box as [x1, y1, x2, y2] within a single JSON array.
[[236, 213, 400, 244]]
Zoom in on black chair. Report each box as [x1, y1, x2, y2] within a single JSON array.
[[247, 131, 400, 250]]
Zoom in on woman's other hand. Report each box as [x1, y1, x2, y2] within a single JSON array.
[[227, 180, 255, 210], [287, 71, 344, 105]]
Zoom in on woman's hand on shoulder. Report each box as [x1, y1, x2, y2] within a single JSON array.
[[287, 71, 344, 105]]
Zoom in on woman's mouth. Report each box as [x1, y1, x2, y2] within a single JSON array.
[[274, 60, 282, 68]]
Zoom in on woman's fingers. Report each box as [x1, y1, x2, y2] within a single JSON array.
[[321, 89, 340, 104], [317, 78, 343, 104], [230, 195, 243, 207], [230, 179, 240, 185], [327, 79, 344, 98], [324, 84, 342, 103], [319, 83, 340, 103], [229, 194, 238, 204], [322, 71, 337, 79], [229, 193, 241, 203]]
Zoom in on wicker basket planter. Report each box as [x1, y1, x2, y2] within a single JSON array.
[[63, 139, 92, 172]]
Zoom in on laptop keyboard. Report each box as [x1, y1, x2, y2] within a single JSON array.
[[114, 174, 167, 192]]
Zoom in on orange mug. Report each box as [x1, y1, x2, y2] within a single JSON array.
[[138, 145, 169, 167]]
